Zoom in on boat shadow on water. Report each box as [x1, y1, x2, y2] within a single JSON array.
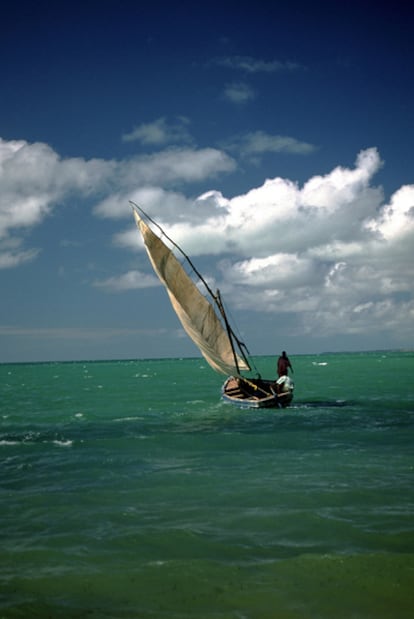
[[295, 399, 351, 408]]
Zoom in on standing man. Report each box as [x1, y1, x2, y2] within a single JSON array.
[[277, 351, 293, 377]]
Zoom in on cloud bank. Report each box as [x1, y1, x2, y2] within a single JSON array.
[[0, 136, 235, 267], [114, 147, 414, 342], [1, 134, 413, 344]]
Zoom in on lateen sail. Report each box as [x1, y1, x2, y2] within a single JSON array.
[[133, 209, 250, 375]]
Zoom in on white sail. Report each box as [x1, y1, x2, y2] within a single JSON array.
[[133, 209, 250, 375]]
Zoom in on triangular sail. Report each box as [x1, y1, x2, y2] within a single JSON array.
[[133, 209, 250, 375]]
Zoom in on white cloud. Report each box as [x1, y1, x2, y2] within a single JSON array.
[[0, 246, 40, 269], [366, 183, 414, 240], [117, 147, 414, 342], [0, 235, 40, 270], [122, 116, 192, 145], [94, 187, 193, 220], [302, 148, 382, 209], [225, 130, 316, 158], [93, 149, 235, 219], [93, 270, 160, 292], [224, 254, 318, 289], [116, 148, 387, 258], [223, 82, 256, 104], [0, 137, 112, 267], [0, 137, 235, 266], [118, 148, 235, 186], [2, 134, 413, 345]]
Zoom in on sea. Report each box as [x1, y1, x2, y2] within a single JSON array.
[[1, 351, 413, 619]]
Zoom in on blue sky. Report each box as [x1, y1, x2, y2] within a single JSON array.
[[1, 0, 413, 363]]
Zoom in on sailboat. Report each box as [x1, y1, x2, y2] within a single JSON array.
[[131, 202, 293, 409]]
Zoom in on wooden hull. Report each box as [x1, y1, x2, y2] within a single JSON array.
[[222, 376, 293, 409]]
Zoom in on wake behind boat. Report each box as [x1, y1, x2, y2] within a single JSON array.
[[131, 203, 293, 409]]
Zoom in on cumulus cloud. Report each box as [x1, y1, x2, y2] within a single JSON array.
[[224, 254, 318, 289], [0, 137, 235, 266], [93, 149, 236, 219], [366, 183, 414, 241], [0, 137, 112, 268], [2, 133, 413, 345], [117, 148, 386, 257], [117, 147, 414, 342], [0, 138, 109, 239]]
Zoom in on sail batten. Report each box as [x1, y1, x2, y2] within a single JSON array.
[[133, 209, 250, 375]]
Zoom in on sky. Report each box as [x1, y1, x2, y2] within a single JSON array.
[[1, 0, 413, 363]]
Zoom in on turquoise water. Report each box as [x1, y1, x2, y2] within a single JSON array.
[[1, 352, 413, 618]]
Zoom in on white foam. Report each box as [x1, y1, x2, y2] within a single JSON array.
[[53, 440, 73, 447]]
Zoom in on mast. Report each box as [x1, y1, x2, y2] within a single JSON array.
[[215, 289, 250, 375]]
